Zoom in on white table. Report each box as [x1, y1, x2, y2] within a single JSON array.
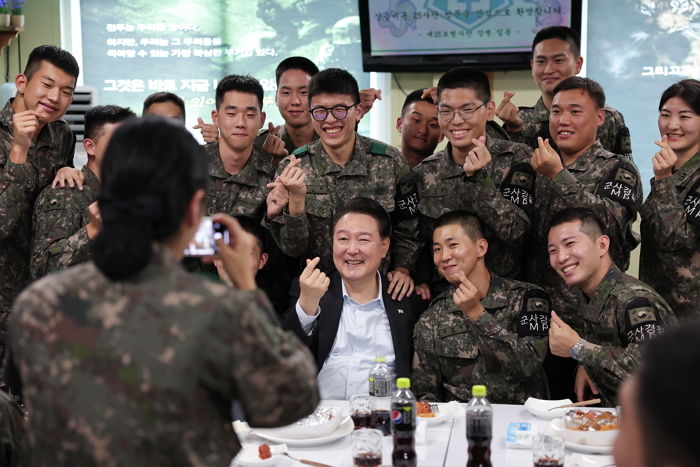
[[233, 402, 616, 466]]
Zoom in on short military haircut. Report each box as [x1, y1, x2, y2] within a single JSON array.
[[532, 26, 581, 57], [433, 210, 485, 242], [308, 68, 360, 104], [23, 45, 80, 82], [235, 215, 266, 253], [636, 323, 700, 467], [84, 105, 136, 141], [548, 207, 605, 240], [332, 197, 392, 239], [142, 92, 186, 120], [275, 56, 319, 85], [401, 89, 435, 117], [659, 79, 700, 115], [436, 67, 491, 104], [552, 76, 606, 110], [215, 74, 264, 110]]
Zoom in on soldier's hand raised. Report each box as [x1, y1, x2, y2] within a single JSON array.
[[452, 271, 484, 321], [298, 257, 330, 316], [193, 117, 219, 143], [496, 91, 523, 132], [463, 136, 491, 176], [532, 136, 564, 179], [652, 136, 677, 181], [265, 178, 289, 219], [86, 201, 102, 240], [262, 122, 289, 158], [420, 87, 438, 102], [52, 167, 84, 190], [10, 110, 40, 163], [548, 310, 581, 357], [211, 213, 257, 291]]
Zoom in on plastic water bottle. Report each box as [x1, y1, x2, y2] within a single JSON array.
[[466, 385, 493, 467], [391, 377, 416, 467], [368, 356, 392, 435]]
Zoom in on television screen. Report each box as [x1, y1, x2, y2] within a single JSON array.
[[360, 0, 581, 72]]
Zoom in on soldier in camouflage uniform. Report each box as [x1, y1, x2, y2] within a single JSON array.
[[269, 68, 420, 299], [412, 211, 550, 404], [496, 26, 631, 157], [0, 45, 78, 359], [142, 91, 186, 122], [548, 208, 677, 407], [403, 68, 535, 295], [640, 80, 700, 321], [7, 118, 320, 466], [30, 105, 135, 279]]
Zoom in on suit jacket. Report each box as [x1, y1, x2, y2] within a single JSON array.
[[283, 272, 427, 378]]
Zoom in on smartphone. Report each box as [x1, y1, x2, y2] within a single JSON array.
[[183, 217, 230, 256]]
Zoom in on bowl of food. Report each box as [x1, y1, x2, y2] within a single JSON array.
[[551, 409, 619, 447]]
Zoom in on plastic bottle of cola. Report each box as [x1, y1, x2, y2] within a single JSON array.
[[368, 355, 392, 435], [391, 377, 417, 467], [466, 385, 493, 467]]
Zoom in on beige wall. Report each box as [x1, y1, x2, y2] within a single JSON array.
[[0, 0, 63, 82]]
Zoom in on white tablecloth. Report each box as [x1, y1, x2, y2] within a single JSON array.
[[232, 401, 616, 467]]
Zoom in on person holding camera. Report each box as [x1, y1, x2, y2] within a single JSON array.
[[6, 117, 319, 466]]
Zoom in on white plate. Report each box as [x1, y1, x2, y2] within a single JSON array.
[[417, 405, 450, 425], [571, 453, 616, 466], [232, 443, 284, 467], [253, 416, 354, 447], [524, 397, 573, 419], [565, 439, 613, 454]]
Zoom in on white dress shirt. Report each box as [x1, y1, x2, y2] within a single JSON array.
[[295, 273, 396, 400]]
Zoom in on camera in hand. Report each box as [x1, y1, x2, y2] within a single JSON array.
[[184, 217, 229, 256]]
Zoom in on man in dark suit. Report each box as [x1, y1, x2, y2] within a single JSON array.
[[284, 198, 426, 400]]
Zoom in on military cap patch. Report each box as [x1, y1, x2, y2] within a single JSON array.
[[368, 141, 388, 155], [683, 178, 700, 227], [517, 289, 551, 337], [500, 162, 536, 217], [597, 161, 638, 212], [437, 322, 470, 338], [624, 297, 663, 345], [43, 196, 67, 212]]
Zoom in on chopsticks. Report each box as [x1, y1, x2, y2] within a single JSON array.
[[547, 398, 602, 411]]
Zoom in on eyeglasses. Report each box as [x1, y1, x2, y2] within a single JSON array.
[[309, 103, 358, 122], [437, 102, 488, 122]]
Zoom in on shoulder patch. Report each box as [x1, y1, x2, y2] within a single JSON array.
[[624, 296, 663, 344], [517, 288, 551, 337], [683, 178, 700, 227], [597, 161, 639, 213], [368, 141, 388, 155], [500, 162, 536, 217], [393, 172, 420, 221], [292, 145, 308, 156]]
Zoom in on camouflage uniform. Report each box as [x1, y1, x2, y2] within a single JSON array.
[[0, 99, 75, 348], [30, 165, 100, 279], [412, 274, 550, 404], [571, 264, 677, 407], [0, 390, 26, 466], [8, 244, 320, 466], [269, 134, 419, 273], [640, 152, 700, 321], [528, 141, 642, 325], [254, 124, 319, 157], [204, 142, 275, 219], [502, 97, 632, 157], [406, 137, 535, 286]]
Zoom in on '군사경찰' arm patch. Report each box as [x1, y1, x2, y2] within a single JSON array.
[[517, 289, 551, 337], [624, 297, 664, 344], [597, 161, 638, 213], [393, 172, 420, 222], [500, 162, 535, 218], [683, 178, 700, 227]]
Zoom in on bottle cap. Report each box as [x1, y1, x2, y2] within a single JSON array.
[[471, 385, 487, 397], [374, 356, 387, 363], [396, 377, 410, 389]]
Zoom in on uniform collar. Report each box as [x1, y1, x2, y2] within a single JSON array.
[[583, 264, 623, 319], [672, 151, 700, 186], [564, 141, 612, 172], [207, 143, 272, 185], [81, 165, 101, 192], [312, 134, 369, 177], [533, 97, 550, 122]]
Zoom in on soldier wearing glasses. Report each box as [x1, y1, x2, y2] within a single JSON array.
[[402, 67, 536, 298], [267, 68, 421, 301]]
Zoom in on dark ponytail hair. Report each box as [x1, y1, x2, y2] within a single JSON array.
[[92, 117, 207, 280]]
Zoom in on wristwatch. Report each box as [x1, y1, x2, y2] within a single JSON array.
[[569, 338, 585, 361]]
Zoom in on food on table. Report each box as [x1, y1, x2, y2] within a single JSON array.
[[258, 443, 271, 460], [565, 409, 618, 431], [416, 401, 436, 418]]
